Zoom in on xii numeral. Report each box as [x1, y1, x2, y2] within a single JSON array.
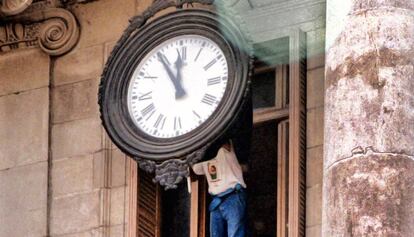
[[181, 47, 187, 61]]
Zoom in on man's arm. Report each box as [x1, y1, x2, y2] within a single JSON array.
[[191, 162, 205, 175]]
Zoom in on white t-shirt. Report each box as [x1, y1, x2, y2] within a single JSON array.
[[192, 146, 246, 195]]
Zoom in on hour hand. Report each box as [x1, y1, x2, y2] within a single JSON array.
[[157, 52, 186, 99]]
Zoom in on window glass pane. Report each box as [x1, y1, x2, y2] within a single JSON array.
[[252, 70, 276, 109]]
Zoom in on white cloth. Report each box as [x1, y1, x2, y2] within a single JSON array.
[[192, 146, 246, 195]]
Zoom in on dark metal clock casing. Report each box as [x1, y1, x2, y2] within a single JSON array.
[[99, 5, 251, 188]]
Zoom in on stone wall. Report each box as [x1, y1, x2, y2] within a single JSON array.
[[0, 0, 326, 236], [0, 49, 50, 236], [49, 1, 153, 236], [0, 0, 152, 236]]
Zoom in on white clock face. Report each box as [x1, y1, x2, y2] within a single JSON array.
[[127, 35, 229, 138]]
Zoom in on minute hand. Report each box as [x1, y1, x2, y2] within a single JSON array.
[[156, 52, 186, 99]]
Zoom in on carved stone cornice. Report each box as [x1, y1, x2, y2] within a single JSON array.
[[0, 0, 33, 16], [0, 0, 80, 56]]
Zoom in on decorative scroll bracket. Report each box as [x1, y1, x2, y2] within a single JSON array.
[[0, 0, 80, 56], [137, 145, 209, 190]]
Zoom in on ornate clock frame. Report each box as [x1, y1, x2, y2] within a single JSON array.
[[99, 0, 252, 189]]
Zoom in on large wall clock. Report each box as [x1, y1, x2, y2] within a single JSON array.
[[99, 0, 252, 189]]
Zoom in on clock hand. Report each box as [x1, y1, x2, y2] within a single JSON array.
[[156, 52, 186, 99], [174, 49, 186, 99]]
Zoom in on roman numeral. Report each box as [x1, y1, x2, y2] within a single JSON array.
[[204, 59, 217, 71], [154, 114, 164, 128], [207, 77, 221, 86], [181, 47, 187, 61], [194, 43, 206, 62], [174, 116, 182, 130], [201, 94, 217, 105], [138, 91, 152, 101], [161, 117, 166, 129], [192, 110, 201, 119], [141, 103, 155, 117]]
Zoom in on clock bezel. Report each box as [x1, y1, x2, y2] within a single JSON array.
[[99, 9, 251, 162]]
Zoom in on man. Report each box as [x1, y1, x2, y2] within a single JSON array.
[[192, 140, 247, 237]]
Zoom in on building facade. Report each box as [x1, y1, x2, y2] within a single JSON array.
[[0, 0, 412, 236]]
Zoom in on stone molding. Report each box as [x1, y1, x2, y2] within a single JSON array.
[[0, 0, 80, 56], [0, 0, 33, 16]]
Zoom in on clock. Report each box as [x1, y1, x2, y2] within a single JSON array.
[[99, 1, 251, 188], [127, 34, 229, 139]]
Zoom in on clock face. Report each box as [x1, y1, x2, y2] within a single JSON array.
[[127, 35, 229, 138]]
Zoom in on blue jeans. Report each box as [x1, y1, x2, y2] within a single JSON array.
[[210, 191, 247, 237]]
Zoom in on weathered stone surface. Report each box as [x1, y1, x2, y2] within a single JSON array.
[[306, 225, 322, 237], [324, 1, 414, 236], [111, 148, 127, 187], [0, 162, 47, 237], [326, 8, 414, 79], [52, 228, 103, 237], [325, 64, 414, 168], [92, 151, 106, 189], [135, 0, 154, 14], [51, 191, 100, 235], [323, 152, 414, 236], [350, 0, 414, 12], [54, 45, 103, 86], [325, 2, 414, 167], [52, 155, 94, 197], [71, 0, 135, 48], [307, 67, 325, 109], [110, 224, 125, 237], [52, 118, 102, 159], [52, 78, 100, 123], [110, 186, 126, 225], [0, 87, 49, 170], [307, 106, 324, 148], [307, 184, 323, 227], [307, 145, 323, 188], [0, 49, 49, 96]]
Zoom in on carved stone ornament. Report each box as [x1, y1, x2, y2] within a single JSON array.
[[0, 0, 80, 56], [138, 145, 208, 189], [1, 0, 33, 16], [99, 0, 253, 189]]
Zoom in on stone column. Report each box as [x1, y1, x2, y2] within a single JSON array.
[[323, 0, 414, 236]]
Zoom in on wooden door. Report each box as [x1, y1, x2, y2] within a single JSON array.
[[137, 170, 162, 237]]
